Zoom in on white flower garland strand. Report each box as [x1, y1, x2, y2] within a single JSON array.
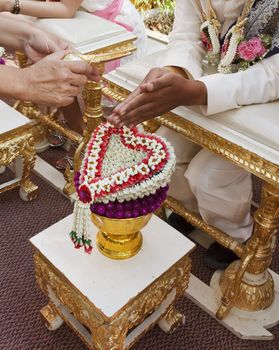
[[72, 201, 90, 245], [201, 21, 220, 55], [218, 28, 242, 73]]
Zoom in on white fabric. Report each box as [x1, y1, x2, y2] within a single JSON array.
[[157, 126, 253, 242], [158, 0, 279, 115], [81, 0, 147, 59]]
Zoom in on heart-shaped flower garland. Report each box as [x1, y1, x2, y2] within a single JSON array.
[[71, 122, 175, 253]]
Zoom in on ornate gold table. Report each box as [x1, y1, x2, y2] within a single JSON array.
[[0, 100, 38, 201], [30, 214, 194, 350]]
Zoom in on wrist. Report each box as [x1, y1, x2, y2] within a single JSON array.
[[190, 80, 207, 106], [14, 67, 32, 100], [2, 0, 11, 11], [163, 65, 189, 79]]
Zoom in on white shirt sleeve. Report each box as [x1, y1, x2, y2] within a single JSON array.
[[157, 0, 205, 79], [198, 54, 279, 115]]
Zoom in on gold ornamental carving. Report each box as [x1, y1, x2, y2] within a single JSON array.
[[217, 182, 279, 319], [34, 251, 191, 349], [219, 260, 274, 312], [0, 130, 38, 199]]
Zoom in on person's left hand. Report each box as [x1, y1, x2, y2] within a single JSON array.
[[106, 72, 207, 128], [23, 27, 74, 62]]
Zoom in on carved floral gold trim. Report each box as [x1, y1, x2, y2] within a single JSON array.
[[33, 251, 191, 349]]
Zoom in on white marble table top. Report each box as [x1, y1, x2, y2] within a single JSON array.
[[0, 100, 31, 135], [30, 214, 195, 319], [37, 11, 136, 54]]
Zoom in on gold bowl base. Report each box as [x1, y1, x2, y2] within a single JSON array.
[[91, 213, 152, 260]]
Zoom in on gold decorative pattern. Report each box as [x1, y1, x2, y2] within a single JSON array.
[[161, 306, 185, 333], [40, 302, 64, 331], [34, 251, 191, 350], [0, 128, 38, 199], [217, 181, 279, 318], [219, 260, 274, 312]]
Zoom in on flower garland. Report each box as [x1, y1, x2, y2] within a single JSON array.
[[200, 0, 272, 73], [0, 47, 5, 65], [70, 122, 176, 253]]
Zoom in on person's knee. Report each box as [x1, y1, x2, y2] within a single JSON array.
[[185, 150, 210, 195]]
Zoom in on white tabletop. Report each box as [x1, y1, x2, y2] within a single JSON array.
[[30, 214, 195, 319], [37, 11, 136, 54], [0, 100, 30, 135]]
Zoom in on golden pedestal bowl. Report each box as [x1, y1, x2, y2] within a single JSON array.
[[91, 213, 152, 260]]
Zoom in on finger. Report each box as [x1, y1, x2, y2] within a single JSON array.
[[121, 102, 155, 128], [120, 92, 153, 117], [140, 82, 156, 93], [67, 73, 88, 87], [146, 75, 173, 91], [59, 96, 75, 107], [64, 60, 93, 76], [50, 96, 75, 108], [66, 85, 82, 96], [113, 86, 141, 114], [44, 50, 73, 61], [107, 113, 122, 126]]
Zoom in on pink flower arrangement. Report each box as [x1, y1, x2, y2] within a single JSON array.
[[237, 37, 267, 62]]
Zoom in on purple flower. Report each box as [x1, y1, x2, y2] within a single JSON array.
[[132, 209, 140, 218], [115, 211, 125, 219], [105, 209, 115, 218], [140, 207, 149, 216], [95, 204, 106, 216], [124, 211, 132, 219]]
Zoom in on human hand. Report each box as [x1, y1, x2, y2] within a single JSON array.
[[107, 71, 207, 128], [108, 67, 170, 124], [23, 27, 74, 62], [18, 51, 96, 107]]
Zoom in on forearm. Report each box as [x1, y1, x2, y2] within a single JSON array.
[[2, 0, 81, 18], [197, 55, 279, 115], [0, 66, 26, 100], [164, 66, 189, 79], [0, 14, 34, 51]]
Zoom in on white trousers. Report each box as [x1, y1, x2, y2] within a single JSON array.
[[158, 127, 253, 242]]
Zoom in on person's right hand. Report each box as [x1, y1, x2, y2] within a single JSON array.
[[106, 67, 170, 126], [19, 51, 97, 107]]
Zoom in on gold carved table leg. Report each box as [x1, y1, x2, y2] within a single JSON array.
[[40, 302, 64, 331], [0, 132, 38, 201], [63, 75, 105, 196], [214, 181, 279, 319], [14, 52, 49, 153]]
